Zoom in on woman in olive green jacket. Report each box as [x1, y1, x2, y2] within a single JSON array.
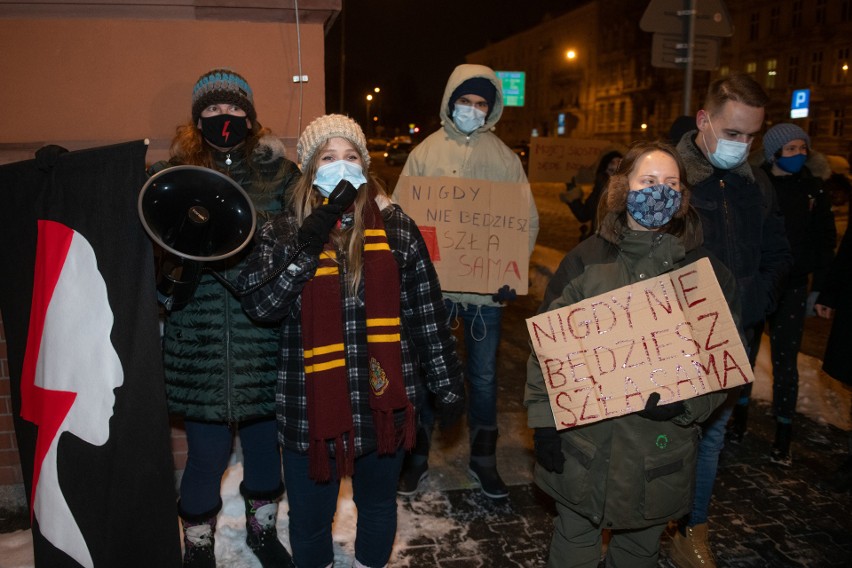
[[526, 141, 739, 568]]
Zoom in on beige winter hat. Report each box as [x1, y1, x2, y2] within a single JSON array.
[[296, 114, 370, 169]]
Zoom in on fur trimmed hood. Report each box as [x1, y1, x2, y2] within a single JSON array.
[[675, 130, 756, 185]]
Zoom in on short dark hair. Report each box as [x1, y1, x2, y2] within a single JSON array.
[[704, 73, 769, 115]]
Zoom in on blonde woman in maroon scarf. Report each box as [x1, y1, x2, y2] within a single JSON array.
[[238, 114, 465, 568]]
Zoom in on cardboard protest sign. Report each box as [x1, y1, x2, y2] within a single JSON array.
[[394, 175, 532, 294], [528, 137, 616, 182], [526, 257, 753, 430]]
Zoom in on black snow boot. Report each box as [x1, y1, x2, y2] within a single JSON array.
[[241, 483, 294, 568], [179, 501, 220, 568], [770, 421, 793, 466], [398, 426, 431, 496], [468, 427, 509, 499]]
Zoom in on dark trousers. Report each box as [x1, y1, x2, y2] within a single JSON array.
[[180, 418, 282, 515], [283, 448, 405, 568]]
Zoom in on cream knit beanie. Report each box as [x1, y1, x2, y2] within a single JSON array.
[[297, 114, 370, 169]]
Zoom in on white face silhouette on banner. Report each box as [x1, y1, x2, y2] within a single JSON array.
[[21, 220, 124, 568]]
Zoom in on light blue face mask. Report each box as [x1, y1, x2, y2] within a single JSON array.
[[452, 103, 487, 134], [703, 116, 750, 170], [313, 160, 367, 197]]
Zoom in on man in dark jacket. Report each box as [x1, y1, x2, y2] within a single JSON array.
[[669, 74, 792, 568]]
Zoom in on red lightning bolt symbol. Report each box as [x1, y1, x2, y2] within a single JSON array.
[[20, 221, 78, 520], [221, 119, 231, 143]]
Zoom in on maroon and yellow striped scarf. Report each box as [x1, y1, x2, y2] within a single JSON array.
[[301, 197, 414, 482]]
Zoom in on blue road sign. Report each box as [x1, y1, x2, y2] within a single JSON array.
[[791, 89, 810, 119]]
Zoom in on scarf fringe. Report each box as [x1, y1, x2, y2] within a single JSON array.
[[309, 439, 331, 482], [373, 402, 416, 455]]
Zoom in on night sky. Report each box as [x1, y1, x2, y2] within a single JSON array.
[[324, 0, 584, 138]]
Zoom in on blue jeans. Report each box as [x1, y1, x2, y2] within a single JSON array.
[[423, 300, 502, 429], [180, 418, 282, 515], [283, 448, 405, 568], [689, 323, 762, 525]]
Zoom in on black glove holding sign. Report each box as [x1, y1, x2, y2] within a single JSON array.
[[533, 427, 565, 474], [638, 392, 685, 421], [297, 180, 359, 255]]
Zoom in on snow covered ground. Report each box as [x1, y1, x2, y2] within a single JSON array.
[[2, 244, 850, 567]]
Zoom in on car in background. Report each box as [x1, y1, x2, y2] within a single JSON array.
[[367, 137, 388, 151], [384, 141, 414, 166]]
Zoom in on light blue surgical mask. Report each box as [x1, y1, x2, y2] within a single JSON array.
[[775, 153, 807, 174], [313, 160, 367, 197], [626, 184, 683, 229], [452, 103, 487, 134], [703, 116, 750, 170]]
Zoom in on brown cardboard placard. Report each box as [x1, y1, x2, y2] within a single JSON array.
[[526, 257, 753, 429], [528, 137, 616, 182], [394, 175, 532, 295]]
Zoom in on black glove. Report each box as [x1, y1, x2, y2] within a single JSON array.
[[533, 427, 565, 474], [436, 394, 465, 431], [638, 392, 685, 421], [492, 285, 517, 303], [297, 204, 342, 255]]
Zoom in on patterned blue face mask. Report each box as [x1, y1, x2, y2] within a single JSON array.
[[626, 184, 683, 228], [313, 160, 367, 197]]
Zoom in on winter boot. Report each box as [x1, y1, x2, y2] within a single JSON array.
[[241, 483, 294, 568], [468, 427, 509, 499], [669, 523, 717, 568], [770, 421, 793, 466], [179, 501, 220, 568], [726, 403, 749, 444], [397, 426, 431, 496]]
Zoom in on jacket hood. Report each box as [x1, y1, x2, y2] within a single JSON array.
[[440, 64, 504, 136], [676, 129, 756, 186]]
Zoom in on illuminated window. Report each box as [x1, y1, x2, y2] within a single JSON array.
[[745, 61, 757, 75], [766, 59, 777, 89], [837, 48, 850, 83]]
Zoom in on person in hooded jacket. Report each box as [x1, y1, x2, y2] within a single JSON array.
[[526, 140, 735, 568], [149, 68, 300, 568], [237, 114, 464, 568], [397, 63, 540, 499], [559, 150, 622, 240], [728, 123, 835, 465]]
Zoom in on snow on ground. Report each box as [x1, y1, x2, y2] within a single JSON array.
[[2, 245, 849, 567]]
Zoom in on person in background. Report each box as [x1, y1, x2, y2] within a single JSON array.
[[150, 68, 301, 568], [397, 63, 540, 500], [527, 140, 734, 568], [726, 123, 835, 465], [815, 227, 852, 492], [237, 114, 465, 568], [669, 73, 792, 568], [559, 150, 623, 240]]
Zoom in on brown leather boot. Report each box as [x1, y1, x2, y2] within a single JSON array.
[[669, 523, 717, 568]]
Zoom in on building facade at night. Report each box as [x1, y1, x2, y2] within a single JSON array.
[[468, 0, 852, 158]]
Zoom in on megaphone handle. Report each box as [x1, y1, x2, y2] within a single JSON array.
[[209, 240, 311, 298]]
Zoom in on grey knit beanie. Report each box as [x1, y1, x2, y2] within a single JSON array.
[[763, 123, 810, 162], [297, 114, 370, 169], [191, 68, 256, 124]]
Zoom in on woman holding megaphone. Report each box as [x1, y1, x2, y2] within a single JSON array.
[[148, 68, 300, 568]]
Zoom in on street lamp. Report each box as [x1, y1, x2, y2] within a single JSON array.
[[365, 94, 373, 135]]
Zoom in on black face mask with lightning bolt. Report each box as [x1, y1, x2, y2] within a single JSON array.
[[200, 114, 248, 149]]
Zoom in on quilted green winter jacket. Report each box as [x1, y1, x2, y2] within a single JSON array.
[[150, 136, 300, 422]]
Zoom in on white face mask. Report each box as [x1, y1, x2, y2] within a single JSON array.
[[703, 116, 750, 170], [452, 103, 487, 134], [313, 160, 367, 197]]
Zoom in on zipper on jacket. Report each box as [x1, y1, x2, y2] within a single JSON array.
[[224, 286, 233, 423]]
